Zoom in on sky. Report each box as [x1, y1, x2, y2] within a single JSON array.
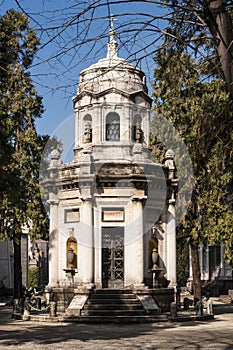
[[1, 0, 75, 136], [1, 0, 168, 139], [0, 1, 194, 219], [0, 0, 177, 166]]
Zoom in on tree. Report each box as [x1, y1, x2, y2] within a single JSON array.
[[0, 10, 48, 299], [152, 49, 233, 299], [203, 0, 233, 98], [4, 1, 232, 298], [4, 1, 232, 101]]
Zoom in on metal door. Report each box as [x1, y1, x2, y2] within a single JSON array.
[[102, 227, 124, 288]]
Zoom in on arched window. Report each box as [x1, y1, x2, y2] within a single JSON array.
[[83, 114, 92, 143], [106, 112, 120, 141], [66, 237, 78, 269]]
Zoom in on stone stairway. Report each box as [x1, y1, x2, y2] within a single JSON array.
[[81, 289, 145, 317], [64, 288, 166, 323]]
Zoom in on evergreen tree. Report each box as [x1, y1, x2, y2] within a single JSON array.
[[0, 10, 48, 299], [152, 50, 233, 299]]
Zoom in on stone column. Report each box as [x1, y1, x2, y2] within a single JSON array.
[[48, 198, 59, 286], [166, 199, 176, 288], [93, 205, 101, 287], [125, 199, 144, 286], [164, 149, 177, 288], [79, 198, 94, 283]]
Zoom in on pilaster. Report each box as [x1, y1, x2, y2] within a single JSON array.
[[166, 199, 176, 288], [79, 197, 94, 283], [48, 197, 59, 286]]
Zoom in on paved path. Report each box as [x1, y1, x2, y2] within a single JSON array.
[[0, 303, 232, 349]]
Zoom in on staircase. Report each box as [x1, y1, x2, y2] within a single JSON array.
[[82, 289, 145, 317], [64, 288, 167, 323]]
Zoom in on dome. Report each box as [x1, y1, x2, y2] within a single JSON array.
[[77, 29, 148, 95]]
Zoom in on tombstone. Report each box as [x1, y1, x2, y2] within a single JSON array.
[[50, 301, 57, 317], [170, 302, 177, 318], [206, 298, 213, 314], [195, 300, 203, 316]]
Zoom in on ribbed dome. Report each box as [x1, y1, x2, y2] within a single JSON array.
[[77, 30, 148, 95]]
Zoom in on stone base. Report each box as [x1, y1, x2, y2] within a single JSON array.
[[152, 288, 175, 312], [47, 283, 94, 312], [135, 287, 175, 312], [47, 282, 174, 314]]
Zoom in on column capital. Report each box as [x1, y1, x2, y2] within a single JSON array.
[[48, 199, 59, 205]]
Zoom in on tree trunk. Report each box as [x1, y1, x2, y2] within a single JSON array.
[[190, 239, 202, 301], [205, 0, 233, 99], [13, 235, 22, 300]]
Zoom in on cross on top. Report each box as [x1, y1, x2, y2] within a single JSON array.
[[109, 14, 117, 31], [107, 14, 119, 58]]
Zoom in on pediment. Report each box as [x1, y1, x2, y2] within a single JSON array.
[[73, 87, 152, 104]]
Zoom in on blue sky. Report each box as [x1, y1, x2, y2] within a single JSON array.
[[1, 1, 194, 216], [1, 1, 167, 137]]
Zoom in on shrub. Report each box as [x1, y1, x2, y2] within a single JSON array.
[[28, 267, 39, 288]]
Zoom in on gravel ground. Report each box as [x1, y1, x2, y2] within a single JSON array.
[[0, 301, 232, 349]]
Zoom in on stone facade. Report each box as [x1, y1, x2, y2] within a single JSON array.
[[188, 243, 233, 296], [45, 29, 178, 305]]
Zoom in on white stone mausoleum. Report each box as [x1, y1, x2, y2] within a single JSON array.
[[45, 27, 178, 313]]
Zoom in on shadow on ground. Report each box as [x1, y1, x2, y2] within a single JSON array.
[[0, 305, 232, 349]]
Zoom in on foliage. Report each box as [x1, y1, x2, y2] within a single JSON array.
[[176, 237, 189, 287], [0, 10, 48, 298], [152, 49, 233, 273], [2, 1, 232, 102], [0, 9, 47, 239], [28, 268, 39, 289]]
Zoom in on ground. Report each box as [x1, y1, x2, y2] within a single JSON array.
[[0, 298, 232, 349]]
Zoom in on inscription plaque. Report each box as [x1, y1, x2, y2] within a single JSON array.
[[102, 208, 124, 222]]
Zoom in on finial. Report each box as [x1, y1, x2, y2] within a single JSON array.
[[107, 14, 118, 59], [110, 14, 117, 32], [110, 14, 116, 31]]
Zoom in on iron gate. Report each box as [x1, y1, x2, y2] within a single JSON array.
[[102, 227, 124, 288]]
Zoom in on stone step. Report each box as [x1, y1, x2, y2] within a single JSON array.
[[81, 309, 146, 316], [94, 289, 132, 294], [86, 298, 139, 304], [61, 314, 168, 323], [89, 293, 137, 299], [83, 303, 142, 310]]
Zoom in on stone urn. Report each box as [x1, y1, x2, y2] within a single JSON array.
[[151, 248, 158, 269], [67, 247, 75, 266]]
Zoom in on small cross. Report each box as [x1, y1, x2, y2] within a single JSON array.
[[109, 14, 117, 31]]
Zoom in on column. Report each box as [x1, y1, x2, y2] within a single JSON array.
[[166, 200, 176, 288], [125, 199, 144, 286], [79, 198, 94, 283], [48, 197, 59, 286], [93, 205, 101, 287]]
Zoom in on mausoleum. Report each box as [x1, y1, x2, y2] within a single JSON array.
[[45, 26, 178, 316]]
